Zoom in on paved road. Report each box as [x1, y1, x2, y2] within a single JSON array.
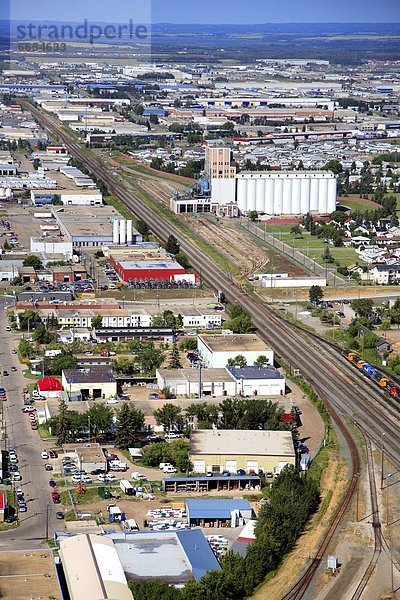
[[0, 300, 58, 548]]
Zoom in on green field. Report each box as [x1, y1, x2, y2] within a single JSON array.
[[262, 225, 360, 268]]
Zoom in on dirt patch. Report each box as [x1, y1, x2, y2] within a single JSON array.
[[252, 452, 349, 600]]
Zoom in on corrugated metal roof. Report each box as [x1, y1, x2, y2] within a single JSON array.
[[186, 499, 252, 520], [176, 529, 221, 580]]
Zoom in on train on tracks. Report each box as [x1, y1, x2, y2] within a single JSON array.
[[342, 349, 400, 401]]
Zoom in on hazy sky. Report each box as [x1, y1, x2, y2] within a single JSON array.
[[10, 0, 400, 23]]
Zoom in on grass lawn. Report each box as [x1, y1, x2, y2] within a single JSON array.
[[260, 226, 360, 268]]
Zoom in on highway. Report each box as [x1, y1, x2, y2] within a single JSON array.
[[0, 297, 59, 548], [25, 103, 400, 469]]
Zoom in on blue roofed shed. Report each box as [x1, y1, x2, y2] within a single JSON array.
[[186, 499, 253, 527]]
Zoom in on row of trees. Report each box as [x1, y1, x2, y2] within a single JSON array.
[[51, 399, 145, 448], [129, 467, 320, 600], [152, 398, 297, 434]]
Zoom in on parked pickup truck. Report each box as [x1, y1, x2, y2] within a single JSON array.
[[109, 460, 127, 472]]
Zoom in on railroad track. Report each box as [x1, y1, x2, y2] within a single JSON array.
[[350, 436, 382, 600], [24, 103, 400, 597]]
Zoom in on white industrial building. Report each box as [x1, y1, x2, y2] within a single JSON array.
[[59, 534, 131, 600], [235, 171, 336, 215], [156, 365, 285, 397], [198, 334, 274, 368]]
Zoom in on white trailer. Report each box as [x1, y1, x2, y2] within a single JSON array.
[[120, 479, 134, 496]]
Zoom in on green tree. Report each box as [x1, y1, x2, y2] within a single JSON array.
[[247, 210, 258, 222], [324, 159, 343, 175], [33, 325, 55, 344], [290, 225, 302, 237], [87, 404, 113, 438], [170, 439, 191, 472], [19, 309, 41, 331], [351, 299, 374, 319], [224, 314, 252, 334], [56, 397, 71, 445], [154, 403, 182, 429], [23, 255, 43, 270], [136, 342, 164, 373], [254, 355, 271, 368], [227, 354, 247, 368], [91, 315, 103, 329], [218, 398, 247, 429], [50, 354, 78, 375], [179, 337, 198, 351], [18, 339, 35, 358], [141, 442, 172, 467], [168, 343, 182, 369], [115, 402, 145, 449], [186, 402, 219, 428], [175, 251, 190, 269], [309, 285, 324, 305], [165, 234, 180, 255], [322, 246, 334, 263], [112, 357, 135, 375]]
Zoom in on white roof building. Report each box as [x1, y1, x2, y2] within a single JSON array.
[[59, 534, 131, 600]]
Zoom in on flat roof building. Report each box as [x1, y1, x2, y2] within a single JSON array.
[[51, 205, 142, 248], [0, 549, 62, 599], [189, 429, 295, 475], [59, 534, 131, 600], [108, 529, 221, 584], [198, 334, 274, 368]]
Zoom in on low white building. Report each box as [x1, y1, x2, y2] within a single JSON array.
[[30, 236, 73, 259], [182, 310, 222, 329], [262, 275, 327, 288], [157, 365, 285, 397], [157, 368, 237, 397], [226, 366, 285, 396], [198, 334, 274, 369]]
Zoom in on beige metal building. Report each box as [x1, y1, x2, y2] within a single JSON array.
[[189, 429, 295, 475], [59, 534, 131, 600]]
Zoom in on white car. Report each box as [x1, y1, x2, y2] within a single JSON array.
[[72, 475, 83, 483], [105, 474, 117, 482], [41, 451, 49, 459], [106, 398, 118, 404], [82, 476, 93, 484], [5, 326, 11, 332], [131, 472, 146, 480], [97, 473, 107, 482], [163, 465, 177, 474], [165, 432, 180, 440], [10, 472, 21, 481]]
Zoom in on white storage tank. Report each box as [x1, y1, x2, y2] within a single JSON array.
[[274, 177, 283, 214], [126, 220, 133, 244], [119, 220, 126, 244], [300, 176, 310, 214], [292, 177, 301, 213], [113, 219, 119, 244]]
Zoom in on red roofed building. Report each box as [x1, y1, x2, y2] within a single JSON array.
[[37, 377, 62, 398]]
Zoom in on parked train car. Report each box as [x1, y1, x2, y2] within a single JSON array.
[[342, 349, 400, 402]]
